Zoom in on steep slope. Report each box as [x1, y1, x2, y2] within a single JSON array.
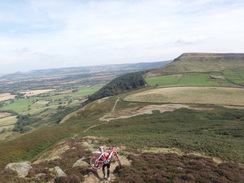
[[145, 53, 244, 77]]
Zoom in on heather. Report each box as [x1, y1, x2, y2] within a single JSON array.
[[114, 152, 244, 183]]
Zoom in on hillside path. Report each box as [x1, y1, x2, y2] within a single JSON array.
[[82, 138, 131, 183], [83, 98, 120, 133], [111, 98, 120, 112]]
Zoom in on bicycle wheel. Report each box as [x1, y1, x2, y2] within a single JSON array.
[[90, 155, 104, 169]]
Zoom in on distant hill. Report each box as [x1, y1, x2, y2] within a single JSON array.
[[145, 53, 244, 77], [1, 61, 171, 80]]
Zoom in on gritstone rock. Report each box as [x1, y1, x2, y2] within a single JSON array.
[[73, 158, 89, 168], [52, 166, 67, 177], [5, 162, 32, 178]]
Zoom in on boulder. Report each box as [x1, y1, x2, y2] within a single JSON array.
[[5, 162, 32, 178], [82, 141, 90, 147], [72, 158, 89, 168], [52, 166, 67, 178]]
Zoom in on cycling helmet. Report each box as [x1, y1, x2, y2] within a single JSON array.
[[99, 146, 104, 152]]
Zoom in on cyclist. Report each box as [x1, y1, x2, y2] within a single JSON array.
[[102, 148, 112, 180]]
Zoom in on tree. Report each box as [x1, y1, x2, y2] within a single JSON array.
[[89, 71, 147, 101]]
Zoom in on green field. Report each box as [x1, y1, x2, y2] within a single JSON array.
[[146, 72, 242, 87], [224, 67, 244, 85], [1, 86, 101, 113], [177, 73, 219, 86], [0, 86, 101, 140], [146, 74, 182, 86]]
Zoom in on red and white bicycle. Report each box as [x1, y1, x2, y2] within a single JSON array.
[[90, 146, 121, 169]]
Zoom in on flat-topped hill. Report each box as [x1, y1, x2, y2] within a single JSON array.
[[174, 53, 244, 61], [145, 53, 244, 77]]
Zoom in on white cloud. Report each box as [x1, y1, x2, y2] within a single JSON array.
[[177, 36, 208, 44], [0, 0, 243, 73]]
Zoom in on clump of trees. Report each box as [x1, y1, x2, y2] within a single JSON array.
[[12, 114, 40, 133], [15, 92, 26, 99], [89, 72, 147, 101]]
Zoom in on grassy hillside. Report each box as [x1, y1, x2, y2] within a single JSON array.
[[145, 53, 244, 76], [145, 53, 244, 88], [80, 98, 244, 163], [0, 96, 243, 169]]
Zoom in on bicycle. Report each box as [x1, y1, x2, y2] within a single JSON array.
[[90, 146, 121, 169]]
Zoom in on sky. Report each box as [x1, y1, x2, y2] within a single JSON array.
[[0, 0, 244, 74]]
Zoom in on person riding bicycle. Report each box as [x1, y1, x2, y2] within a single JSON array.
[[100, 147, 112, 180]]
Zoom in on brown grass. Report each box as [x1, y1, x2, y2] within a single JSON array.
[[56, 90, 73, 94], [0, 132, 11, 140], [0, 93, 15, 101], [0, 125, 14, 131], [21, 89, 53, 97], [0, 116, 17, 125], [0, 112, 11, 118], [124, 87, 244, 106], [34, 101, 50, 105]]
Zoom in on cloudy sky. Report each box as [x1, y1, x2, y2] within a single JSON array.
[[0, 0, 244, 74]]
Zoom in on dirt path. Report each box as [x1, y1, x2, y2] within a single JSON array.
[[111, 98, 120, 112], [83, 124, 100, 133], [80, 99, 131, 182], [81, 138, 131, 183], [99, 103, 213, 122], [94, 155, 130, 182], [83, 98, 121, 133]]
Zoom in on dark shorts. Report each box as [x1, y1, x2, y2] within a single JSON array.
[[102, 163, 110, 169]]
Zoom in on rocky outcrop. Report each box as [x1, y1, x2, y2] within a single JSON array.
[[73, 158, 89, 168], [1, 137, 129, 182], [5, 162, 32, 178]]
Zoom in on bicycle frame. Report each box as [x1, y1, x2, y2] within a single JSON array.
[[98, 147, 117, 161], [90, 146, 121, 169]]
